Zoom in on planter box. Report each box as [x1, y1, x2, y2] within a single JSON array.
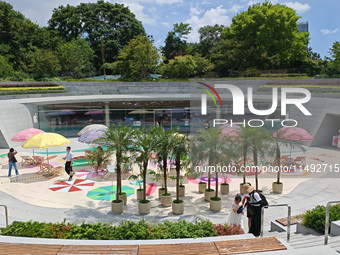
[[158, 188, 166, 199], [138, 201, 151, 214], [210, 198, 222, 211], [296, 222, 321, 235], [161, 194, 172, 207], [220, 184, 229, 195], [204, 190, 215, 201], [119, 193, 127, 205], [179, 186, 185, 197], [272, 182, 283, 194], [111, 200, 124, 213], [172, 201, 184, 214], [137, 189, 144, 200], [198, 182, 206, 193], [331, 220, 340, 236]]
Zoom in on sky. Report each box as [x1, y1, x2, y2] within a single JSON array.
[[8, 0, 340, 58]]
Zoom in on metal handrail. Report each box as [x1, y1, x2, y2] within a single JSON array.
[[260, 204, 291, 242], [324, 200, 340, 245], [0, 205, 8, 227]]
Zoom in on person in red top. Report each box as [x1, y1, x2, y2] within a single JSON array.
[[8, 148, 19, 177]]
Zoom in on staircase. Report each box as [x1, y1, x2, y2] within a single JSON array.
[[263, 231, 340, 253]]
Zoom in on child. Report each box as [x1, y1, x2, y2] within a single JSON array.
[[227, 194, 244, 229]]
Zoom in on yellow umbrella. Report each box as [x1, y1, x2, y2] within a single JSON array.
[[22, 133, 70, 164]]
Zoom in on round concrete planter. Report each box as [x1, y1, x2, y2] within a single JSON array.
[[137, 189, 144, 200], [220, 183, 229, 195], [158, 188, 166, 199], [198, 182, 206, 193], [204, 189, 215, 201], [111, 200, 124, 213], [138, 200, 151, 214], [172, 200, 184, 214], [210, 197, 222, 211], [272, 182, 283, 193], [161, 193, 172, 207], [118, 193, 127, 205], [179, 185, 185, 197]]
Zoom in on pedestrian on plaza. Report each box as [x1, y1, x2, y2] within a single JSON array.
[[242, 183, 262, 237], [242, 182, 253, 231], [63, 146, 74, 181], [227, 193, 244, 230], [8, 148, 19, 177]]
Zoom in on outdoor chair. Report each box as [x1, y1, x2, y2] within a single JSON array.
[[293, 156, 306, 169], [279, 155, 290, 165], [39, 163, 63, 178], [21, 155, 35, 167], [32, 156, 46, 166]]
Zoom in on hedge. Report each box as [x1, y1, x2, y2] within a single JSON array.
[[0, 218, 218, 240], [0, 82, 62, 88], [302, 204, 340, 232]]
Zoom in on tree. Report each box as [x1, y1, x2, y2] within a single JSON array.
[[172, 134, 189, 202], [28, 49, 61, 79], [197, 25, 225, 59], [58, 37, 95, 78], [96, 126, 136, 201], [48, 0, 145, 71], [134, 128, 155, 202], [110, 35, 160, 80], [161, 55, 196, 79], [220, 2, 309, 71], [161, 22, 192, 62], [0, 56, 14, 78], [326, 41, 340, 76]]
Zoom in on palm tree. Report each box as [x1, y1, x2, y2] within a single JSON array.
[[96, 125, 136, 201], [153, 127, 175, 195], [273, 129, 306, 183], [237, 126, 252, 185], [194, 128, 226, 193], [172, 134, 189, 202], [247, 127, 272, 191], [87, 146, 110, 173], [134, 127, 155, 202]]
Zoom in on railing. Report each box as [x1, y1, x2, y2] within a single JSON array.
[[0, 205, 8, 227], [324, 200, 340, 245], [260, 204, 291, 242]]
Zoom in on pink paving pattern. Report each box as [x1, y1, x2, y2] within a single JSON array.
[[188, 174, 231, 185], [49, 179, 95, 192], [74, 169, 106, 178]]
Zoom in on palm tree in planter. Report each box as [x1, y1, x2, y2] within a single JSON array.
[[87, 146, 111, 173], [247, 127, 272, 192], [96, 125, 136, 213], [190, 138, 206, 193], [237, 126, 252, 194], [133, 128, 155, 214], [219, 138, 237, 196], [171, 133, 189, 214], [195, 128, 226, 203], [272, 129, 306, 193], [153, 127, 175, 207]]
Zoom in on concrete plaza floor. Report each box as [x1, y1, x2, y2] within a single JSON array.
[[0, 138, 340, 232]]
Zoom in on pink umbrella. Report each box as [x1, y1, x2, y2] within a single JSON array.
[[12, 128, 45, 156], [273, 127, 313, 141], [219, 124, 242, 139], [12, 128, 45, 142], [84, 110, 104, 115]]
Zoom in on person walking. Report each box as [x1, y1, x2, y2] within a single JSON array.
[[242, 183, 262, 237], [8, 148, 19, 177], [64, 146, 74, 181]]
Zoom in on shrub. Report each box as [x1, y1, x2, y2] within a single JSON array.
[[0, 218, 218, 240], [213, 224, 244, 236], [302, 204, 340, 232]]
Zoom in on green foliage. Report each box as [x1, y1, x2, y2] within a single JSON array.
[[214, 224, 244, 235], [0, 56, 14, 78], [326, 41, 340, 77], [28, 49, 61, 79], [58, 37, 95, 78], [161, 55, 196, 79], [303, 204, 340, 232], [110, 35, 160, 80], [48, 0, 145, 70], [0, 218, 218, 240]]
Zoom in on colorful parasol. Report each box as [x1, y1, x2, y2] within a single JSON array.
[[78, 128, 107, 144], [12, 128, 45, 142], [86, 185, 135, 201], [21, 132, 70, 164], [78, 124, 108, 136], [49, 179, 95, 192]]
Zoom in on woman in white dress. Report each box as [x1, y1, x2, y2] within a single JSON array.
[[227, 194, 244, 230]]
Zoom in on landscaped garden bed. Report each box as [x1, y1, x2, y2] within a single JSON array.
[[0, 218, 246, 240], [0, 82, 65, 95]]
